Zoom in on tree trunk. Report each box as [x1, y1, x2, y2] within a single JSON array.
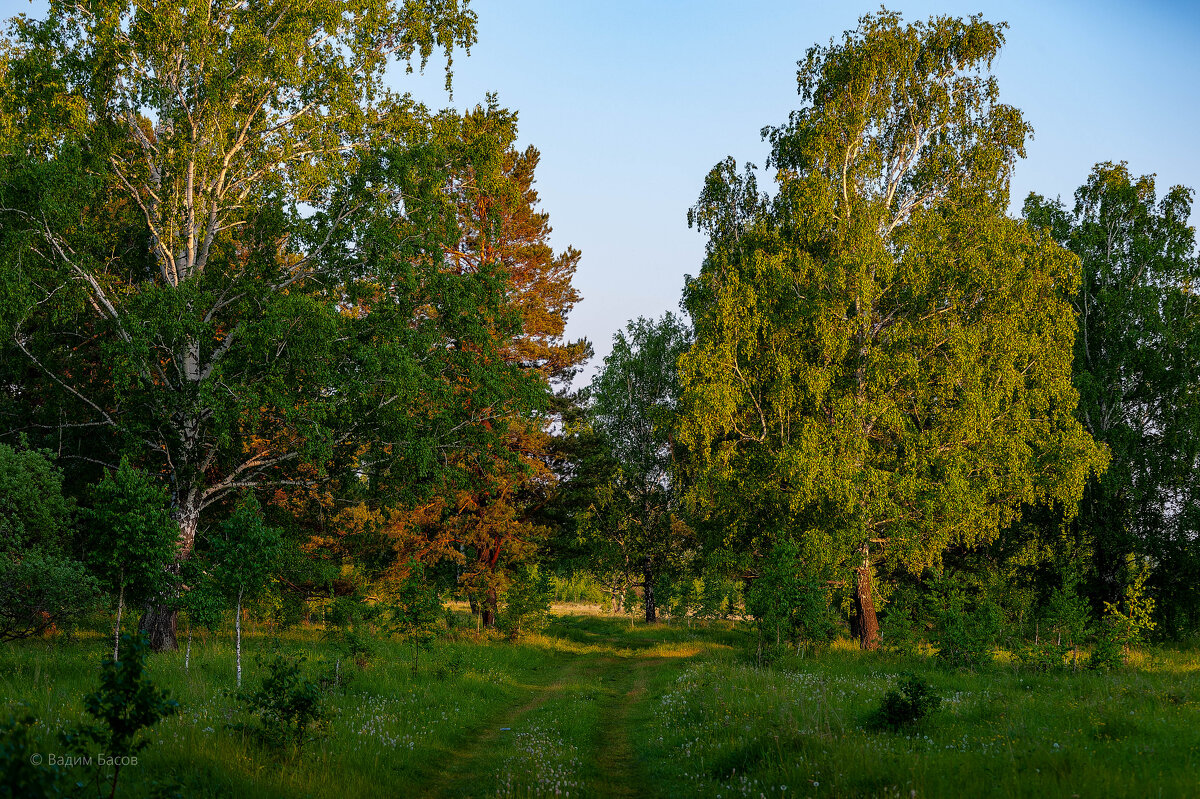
[[140, 500, 200, 652], [139, 604, 178, 652], [236, 587, 244, 688], [854, 543, 880, 650], [481, 585, 498, 628], [113, 584, 124, 662], [185, 616, 192, 673], [643, 557, 657, 624]]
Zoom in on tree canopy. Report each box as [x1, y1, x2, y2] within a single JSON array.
[[679, 10, 1106, 647]]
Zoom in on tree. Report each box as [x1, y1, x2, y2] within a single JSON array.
[[80, 457, 178, 660], [210, 495, 284, 687], [380, 103, 589, 627], [0, 443, 98, 641], [0, 1, 530, 650], [590, 313, 692, 623], [390, 563, 442, 674], [1025, 163, 1200, 636], [679, 10, 1105, 649]]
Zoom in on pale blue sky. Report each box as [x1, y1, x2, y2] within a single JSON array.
[[397, 1, 1200, 385], [5, 1, 1198, 385]]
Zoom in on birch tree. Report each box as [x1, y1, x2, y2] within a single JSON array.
[[679, 10, 1106, 648], [0, 0, 527, 649]]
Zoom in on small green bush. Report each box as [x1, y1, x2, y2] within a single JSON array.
[[500, 565, 553, 640], [61, 633, 179, 798], [0, 712, 63, 799], [869, 673, 942, 731], [233, 653, 327, 752], [930, 583, 1000, 669]]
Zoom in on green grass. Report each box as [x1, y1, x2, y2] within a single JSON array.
[[3, 617, 1199, 797]]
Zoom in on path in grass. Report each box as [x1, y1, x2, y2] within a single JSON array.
[[423, 623, 714, 798]]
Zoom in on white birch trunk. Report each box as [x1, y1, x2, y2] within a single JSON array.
[[235, 587, 244, 688], [114, 583, 124, 662]]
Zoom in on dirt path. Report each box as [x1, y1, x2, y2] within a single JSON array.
[[421, 658, 586, 799], [588, 656, 665, 799]]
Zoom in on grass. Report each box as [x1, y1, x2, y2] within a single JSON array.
[[3, 614, 1199, 797]]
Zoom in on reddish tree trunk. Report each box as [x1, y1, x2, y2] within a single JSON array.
[[855, 543, 880, 650]]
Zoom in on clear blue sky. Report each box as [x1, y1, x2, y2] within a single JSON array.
[[397, 1, 1200, 386], [6, 1, 1198, 386]]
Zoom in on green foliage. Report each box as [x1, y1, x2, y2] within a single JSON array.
[[210, 496, 285, 604], [929, 580, 1000, 669], [234, 653, 327, 753], [0, 442, 72, 553], [0, 444, 98, 642], [499, 564, 553, 641], [549, 572, 607, 605], [869, 674, 942, 732], [1026, 163, 1200, 638], [324, 594, 384, 670], [1091, 554, 1156, 668], [0, 547, 99, 642], [745, 540, 837, 662], [0, 713, 64, 799], [391, 565, 443, 673], [588, 313, 693, 622], [679, 9, 1104, 649], [880, 586, 924, 657], [61, 633, 178, 797], [80, 458, 178, 607]]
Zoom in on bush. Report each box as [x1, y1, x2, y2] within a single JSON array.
[[0, 547, 99, 642], [550, 572, 607, 604], [61, 633, 179, 798], [0, 443, 99, 642], [746, 541, 837, 663], [391, 565, 442, 673], [499, 565, 552, 640], [1096, 553, 1156, 666], [930, 581, 1000, 669], [869, 673, 942, 731], [880, 586, 924, 657], [233, 652, 327, 752], [0, 712, 63, 798]]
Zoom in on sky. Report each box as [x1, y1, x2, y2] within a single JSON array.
[[4, 0, 1198, 387], [393, 0, 1200, 386]]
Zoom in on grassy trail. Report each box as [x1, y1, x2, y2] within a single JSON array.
[[424, 657, 588, 798], [423, 640, 686, 798]]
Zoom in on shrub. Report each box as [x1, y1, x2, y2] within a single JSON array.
[[869, 673, 942, 731], [233, 652, 327, 752], [0, 547, 99, 642], [880, 586, 924, 657], [1093, 553, 1156, 667], [0, 444, 99, 642], [61, 633, 179, 798], [0, 712, 63, 798], [500, 565, 553, 640], [746, 541, 837, 663], [930, 581, 1000, 669]]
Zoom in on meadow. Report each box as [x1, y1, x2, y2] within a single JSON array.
[[2, 611, 1199, 798]]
